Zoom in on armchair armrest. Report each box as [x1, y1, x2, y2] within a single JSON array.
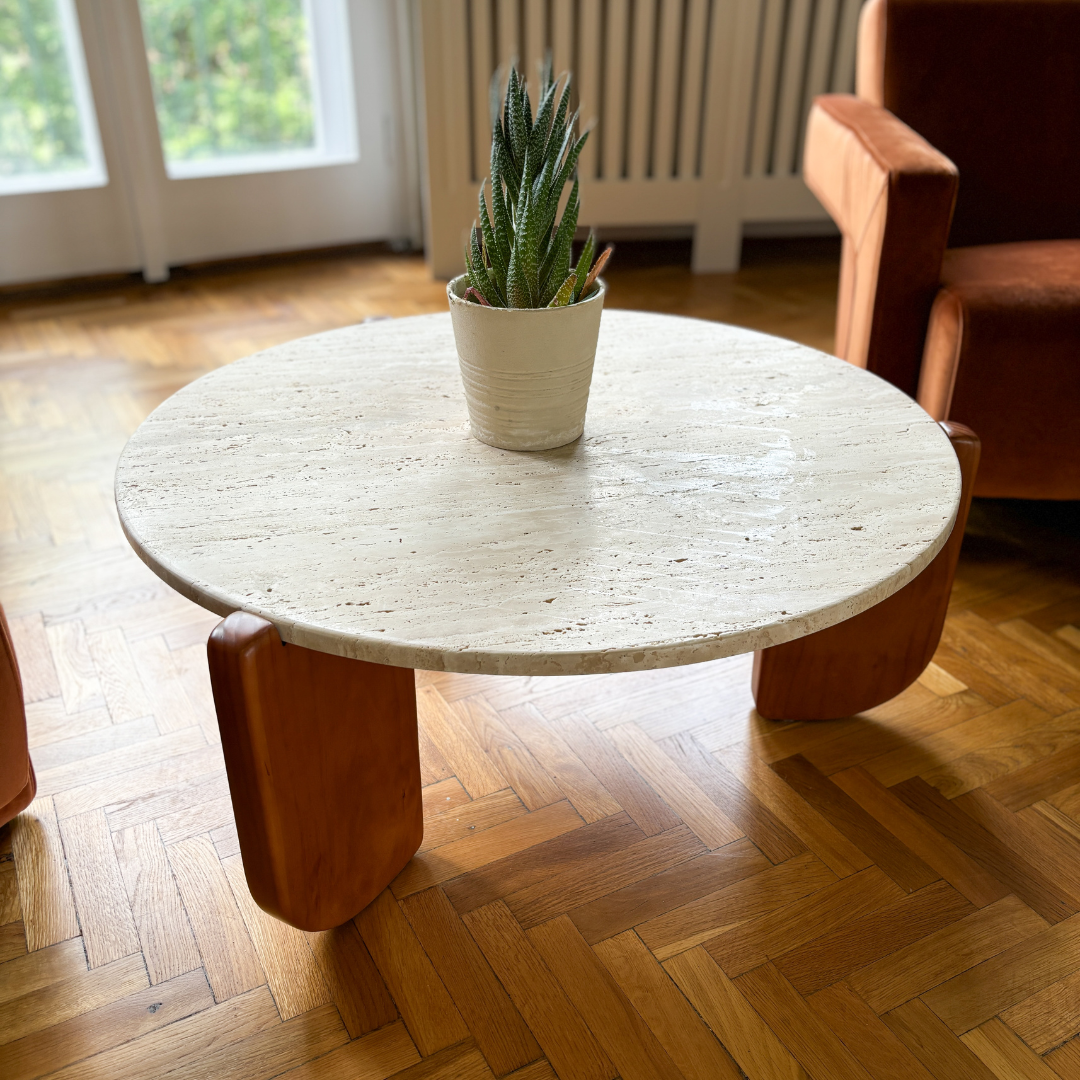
[[804, 94, 958, 396]]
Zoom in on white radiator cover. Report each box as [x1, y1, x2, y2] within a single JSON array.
[[416, 0, 858, 276]]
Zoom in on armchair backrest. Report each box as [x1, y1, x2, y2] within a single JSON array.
[[857, 0, 1080, 247]]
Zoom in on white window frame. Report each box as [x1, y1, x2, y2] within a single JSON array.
[[158, 0, 360, 181], [0, 0, 108, 196]]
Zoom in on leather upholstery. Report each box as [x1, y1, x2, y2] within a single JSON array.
[[860, 0, 1080, 248], [918, 242, 1080, 498], [803, 0, 1080, 498], [752, 422, 980, 721], [803, 94, 956, 396], [1, 604, 36, 827]]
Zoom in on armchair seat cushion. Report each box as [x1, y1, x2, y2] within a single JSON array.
[[918, 240, 1080, 499]]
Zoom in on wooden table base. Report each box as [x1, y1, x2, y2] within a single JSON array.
[[207, 612, 422, 930]]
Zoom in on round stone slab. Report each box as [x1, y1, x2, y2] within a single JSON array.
[[115, 311, 961, 676]]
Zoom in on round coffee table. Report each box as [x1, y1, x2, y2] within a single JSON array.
[[116, 311, 960, 929]]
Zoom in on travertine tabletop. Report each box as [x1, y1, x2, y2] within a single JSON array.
[[115, 311, 960, 676]]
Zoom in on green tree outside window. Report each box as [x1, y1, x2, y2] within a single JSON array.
[[140, 0, 317, 163], [0, 0, 88, 177]]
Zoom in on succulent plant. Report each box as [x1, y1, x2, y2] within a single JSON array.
[[463, 60, 612, 309]]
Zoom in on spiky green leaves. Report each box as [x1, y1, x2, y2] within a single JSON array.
[[464, 61, 612, 309], [547, 272, 577, 307]]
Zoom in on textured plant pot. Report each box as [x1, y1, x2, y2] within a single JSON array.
[[447, 274, 606, 451]]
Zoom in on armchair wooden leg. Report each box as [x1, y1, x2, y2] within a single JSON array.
[[207, 612, 423, 931]]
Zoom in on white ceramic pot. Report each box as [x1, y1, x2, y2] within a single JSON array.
[[447, 274, 606, 451]]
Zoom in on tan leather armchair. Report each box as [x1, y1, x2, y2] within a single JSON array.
[[1, 605, 36, 827], [804, 0, 1080, 499]]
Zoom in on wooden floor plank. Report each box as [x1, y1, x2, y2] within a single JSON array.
[[847, 894, 1049, 1014], [553, 712, 682, 836], [166, 834, 265, 1003], [455, 696, 565, 811], [34, 985, 281, 1080], [830, 766, 1009, 906], [391, 801, 583, 898], [401, 886, 541, 1075], [462, 900, 616, 1080], [0, 937, 86, 1006], [0, 951, 147, 1046], [921, 914, 1080, 1034], [882, 997, 999, 1080], [416, 686, 508, 798], [771, 754, 939, 892], [305, 921, 399, 1039], [504, 824, 705, 929], [85, 626, 153, 724], [773, 880, 975, 995], [497, 702, 623, 824], [528, 916, 684, 1080], [221, 855, 332, 1021], [418, 789, 527, 853], [0, 968, 212, 1080], [663, 947, 809, 1080], [354, 889, 468, 1056], [9, 796, 80, 951], [715, 743, 872, 876], [807, 982, 938, 1080], [568, 838, 770, 946], [593, 930, 744, 1080], [735, 963, 876, 1080], [57, 808, 140, 968], [893, 776, 1077, 923], [1002, 966, 1080, 1055], [272, 1020, 420, 1080], [45, 619, 104, 714], [961, 1017, 1063, 1079], [442, 812, 644, 915], [660, 732, 806, 863], [605, 723, 742, 849], [637, 851, 837, 960], [705, 865, 904, 977]]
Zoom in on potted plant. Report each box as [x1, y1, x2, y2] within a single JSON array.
[[447, 60, 612, 452]]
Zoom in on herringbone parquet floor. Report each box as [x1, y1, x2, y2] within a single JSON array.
[[2, 241, 1080, 1080]]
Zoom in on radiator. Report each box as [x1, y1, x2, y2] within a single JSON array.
[[416, 0, 859, 276]]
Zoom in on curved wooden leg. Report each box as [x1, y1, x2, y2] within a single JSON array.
[[207, 612, 422, 931]]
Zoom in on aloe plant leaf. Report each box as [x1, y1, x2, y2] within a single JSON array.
[[505, 184, 532, 307], [464, 286, 491, 306], [528, 76, 559, 165], [572, 231, 596, 302], [516, 181, 543, 304], [539, 178, 579, 302], [467, 229, 501, 307], [551, 129, 587, 205], [506, 69, 527, 168], [491, 123, 519, 210], [547, 272, 577, 307], [521, 78, 533, 139], [478, 182, 506, 286], [580, 243, 613, 298], [490, 180, 512, 275], [551, 78, 571, 146]]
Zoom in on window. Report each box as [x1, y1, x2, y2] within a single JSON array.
[[139, 0, 358, 180], [0, 0, 107, 194]]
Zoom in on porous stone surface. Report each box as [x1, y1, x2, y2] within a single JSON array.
[[115, 311, 961, 676]]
